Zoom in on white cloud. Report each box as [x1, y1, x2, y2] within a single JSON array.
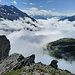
[[21, 8, 75, 16], [11, 1, 17, 5], [23, 2, 27, 4], [30, 7, 38, 11], [40, 6, 43, 7], [30, 3, 35, 5], [0, 17, 42, 33]]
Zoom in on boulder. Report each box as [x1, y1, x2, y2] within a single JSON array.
[[0, 53, 35, 74], [0, 35, 10, 61], [49, 60, 58, 69]]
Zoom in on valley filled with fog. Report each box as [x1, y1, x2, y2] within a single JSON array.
[[0, 17, 75, 74]]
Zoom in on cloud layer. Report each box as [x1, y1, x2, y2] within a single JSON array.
[[21, 7, 75, 17], [0, 17, 75, 74], [0, 17, 42, 35]]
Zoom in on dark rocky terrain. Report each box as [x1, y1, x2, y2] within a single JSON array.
[[0, 5, 36, 21], [0, 53, 35, 74], [1, 54, 74, 75], [0, 35, 10, 61], [47, 38, 75, 61]]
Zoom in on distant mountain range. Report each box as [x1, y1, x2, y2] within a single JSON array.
[[30, 13, 75, 21], [31, 15, 67, 20], [0, 5, 42, 32], [31, 15, 47, 20], [33, 14, 75, 22], [31, 14, 75, 22], [60, 15, 75, 21]]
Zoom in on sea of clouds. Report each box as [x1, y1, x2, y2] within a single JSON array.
[[0, 17, 75, 74]]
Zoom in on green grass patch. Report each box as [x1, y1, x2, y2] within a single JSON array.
[[3, 67, 25, 75]]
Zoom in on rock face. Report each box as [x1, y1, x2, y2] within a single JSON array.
[[47, 38, 75, 61], [0, 53, 35, 74], [0, 53, 74, 75], [0, 35, 10, 61]]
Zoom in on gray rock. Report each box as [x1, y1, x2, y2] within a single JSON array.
[[50, 60, 58, 69], [0, 53, 35, 74], [0, 35, 10, 61], [21, 62, 74, 75]]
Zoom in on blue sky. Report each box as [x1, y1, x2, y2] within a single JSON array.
[[0, 0, 75, 15]]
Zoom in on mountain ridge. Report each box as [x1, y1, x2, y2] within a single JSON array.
[[60, 15, 75, 21], [0, 5, 36, 21]]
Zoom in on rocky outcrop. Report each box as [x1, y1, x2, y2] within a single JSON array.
[[0, 35, 10, 61], [0, 53, 75, 75], [20, 63, 74, 75], [49, 60, 58, 69], [0, 53, 35, 74], [46, 38, 75, 61]]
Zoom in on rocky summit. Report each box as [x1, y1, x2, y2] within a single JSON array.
[[1, 55, 74, 75], [0, 35, 10, 61]]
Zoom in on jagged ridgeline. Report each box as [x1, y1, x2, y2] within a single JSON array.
[[47, 38, 75, 61], [60, 15, 75, 22]]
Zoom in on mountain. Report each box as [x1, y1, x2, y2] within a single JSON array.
[[0, 5, 42, 32], [46, 38, 75, 61], [0, 5, 36, 21], [31, 15, 47, 20], [30, 14, 67, 20], [60, 15, 75, 21]]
